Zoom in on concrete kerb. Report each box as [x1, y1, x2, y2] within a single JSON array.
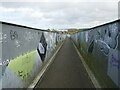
[[71, 39, 101, 88], [27, 40, 65, 89]]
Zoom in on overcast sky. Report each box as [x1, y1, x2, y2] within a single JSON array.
[[0, 0, 119, 30]]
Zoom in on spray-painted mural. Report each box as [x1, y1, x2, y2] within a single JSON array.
[[71, 20, 120, 88], [37, 32, 47, 62], [0, 22, 65, 89]]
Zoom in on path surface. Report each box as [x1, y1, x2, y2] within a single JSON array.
[[35, 38, 94, 88]]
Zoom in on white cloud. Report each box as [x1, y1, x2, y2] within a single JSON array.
[[0, 1, 119, 29], [0, 0, 119, 2], [0, 7, 15, 12]]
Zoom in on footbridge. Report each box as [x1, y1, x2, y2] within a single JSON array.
[[0, 20, 120, 89]]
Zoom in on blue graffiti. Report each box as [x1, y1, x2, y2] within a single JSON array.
[[110, 54, 120, 69]]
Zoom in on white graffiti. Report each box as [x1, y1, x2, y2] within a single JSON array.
[[0, 33, 7, 43], [25, 32, 33, 41], [15, 40, 21, 47]]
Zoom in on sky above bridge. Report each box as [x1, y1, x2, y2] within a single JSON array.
[[0, 0, 119, 30]]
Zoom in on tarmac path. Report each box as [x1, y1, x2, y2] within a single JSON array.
[[35, 38, 94, 88]]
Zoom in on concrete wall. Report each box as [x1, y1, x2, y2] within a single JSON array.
[[0, 22, 66, 88], [71, 20, 120, 88]]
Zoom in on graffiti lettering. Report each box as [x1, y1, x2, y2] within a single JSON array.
[[2, 59, 10, 76], [110, 54, 120, 69], [0, 33, 7, 43], [10, 30, 18, 40], [2, 59, 10, 66]]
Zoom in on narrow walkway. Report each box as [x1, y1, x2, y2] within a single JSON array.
[[35, 38, 94, 88]]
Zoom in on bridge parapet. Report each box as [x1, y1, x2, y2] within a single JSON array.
[[0, 22, 66, 88], [71, 20, 120, 88]]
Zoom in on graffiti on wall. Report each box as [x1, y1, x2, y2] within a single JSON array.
[[110, 54, 120, 69], [8, 51, 36, 80], [25, 31, 34, 41], [87, 23, 119, 56], [10, 30, 21, 48], [99, 24, 118, 55], [96, 24, 118, 56], [71, 21, 120, 87], [107, 49, 119, 86], [10, 30, 18, 40], [87, 30, 95, 53], [0, 32, 7, 43], [1, 22, 65, 88], [48, 33, 56, 50], [2, 59, 10, 75], [56, 36, 58, 45], [37, 32, 47, 62]]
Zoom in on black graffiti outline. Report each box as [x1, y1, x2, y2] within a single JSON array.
[[10, 30, 18, 40], [88, 31, 95, 54], [18, 71, 23, 77], [56, 35, 58, 45], [37, 32, 47, 62], [88, 25, 119, 55], [18, 71, 29, 79], [88, 40, 94, 53]]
